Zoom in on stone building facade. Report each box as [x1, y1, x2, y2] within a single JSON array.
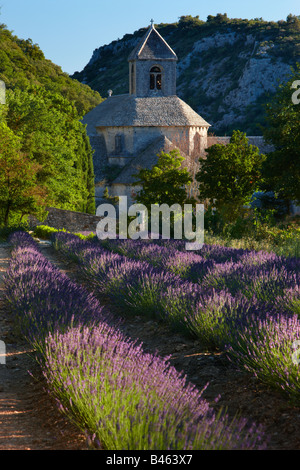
[[82, 23, 211, 206]]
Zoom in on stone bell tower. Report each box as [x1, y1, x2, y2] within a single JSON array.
[[128, 21, 178, 97]]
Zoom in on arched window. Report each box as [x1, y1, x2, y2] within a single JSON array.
[[115, 134, 124, 154], [150, 66, 162, 90]]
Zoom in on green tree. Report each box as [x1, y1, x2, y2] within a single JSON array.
[[4, 86, 95, 213], [261, 64, 300, 204], [0, 21, 102, 116], [132, 149, 194, 207], [196, 130, 265, 222], [103, 186, 119, 205], [0, 122, 47, 225]]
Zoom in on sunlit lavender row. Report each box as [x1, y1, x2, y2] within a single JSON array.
[[52, 231, 300, 402], [3, 231, 267, 450]]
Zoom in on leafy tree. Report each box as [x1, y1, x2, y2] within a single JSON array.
[[178, 16, 204, 28], [0, 21, 102, 116], [286, 14, 300, 31], [3, 86, 95, 214], [207, 13, 229, 24], [132, 149, 194, 208], [77, 129, 96, 214], [196, 130, 265, 222], [261, 63, 300, 204], [103, 186, 119, 205], [0, 122, 47, 225], [0, 17, 99, 220]]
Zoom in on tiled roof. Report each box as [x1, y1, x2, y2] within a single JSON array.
[[128, 24, 177, 61], [82, 94, 210, 130]]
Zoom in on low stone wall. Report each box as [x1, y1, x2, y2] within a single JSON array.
[[206, 136, 274, 154], [29, 207, 102, 233]]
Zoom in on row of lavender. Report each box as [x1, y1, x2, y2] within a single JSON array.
[[52, 232, 300, 403], [3, 231, 266, 450], [103, 238, 299, 311]]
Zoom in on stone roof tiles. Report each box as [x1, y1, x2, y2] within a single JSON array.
[[82, 94, 210, 131], [128, 24, 177, 61]]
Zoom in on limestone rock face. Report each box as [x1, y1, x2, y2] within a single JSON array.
[[73, 20, 298, 134]]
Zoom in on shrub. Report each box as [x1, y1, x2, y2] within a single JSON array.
[[226, 312, 300, 402], [33, 225, 62, 239]]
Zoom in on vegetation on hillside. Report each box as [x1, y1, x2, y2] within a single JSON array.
[[0, 22, 102, 115], [72, 14, 300, 135], [0, 21, 104, 225]]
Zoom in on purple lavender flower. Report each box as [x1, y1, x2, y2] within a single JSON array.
[[5, 230, 268, 450]]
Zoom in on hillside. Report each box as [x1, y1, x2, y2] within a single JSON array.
[[0, 22, 103, 116], [71, 14, 300, 135], [0, 22, 104, 221]]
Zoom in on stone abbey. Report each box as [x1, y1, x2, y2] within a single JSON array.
[[82, 22, 212, 205], [82, 22, 271, 207]]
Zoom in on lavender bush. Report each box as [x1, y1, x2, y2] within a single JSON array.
[[226, 312, 300, 402], [42, 324, 266, 450], [201, 261, 299, 311], [5, 232, 109, 347], [4, 230, 267, 450], [274, 285, 300, 316], [52, 232, 300, 403], [53, 233, 183, 318]]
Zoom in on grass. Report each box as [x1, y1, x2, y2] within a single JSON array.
[[204, 232, 300, 258]]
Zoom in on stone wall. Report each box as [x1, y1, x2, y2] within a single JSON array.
[[206, 135, 274, 154], [99, 125, 208, 169], [29, 207, 102, 233], [108, 183, 142, 207]]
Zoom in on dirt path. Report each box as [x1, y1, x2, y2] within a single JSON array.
[[1, 239, 300, 450]]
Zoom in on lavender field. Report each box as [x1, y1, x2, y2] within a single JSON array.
[[4, 230, 300, 449], [52, 233, 300, 397]]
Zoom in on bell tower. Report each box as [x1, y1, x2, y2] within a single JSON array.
[[128, 21, 178, 97]]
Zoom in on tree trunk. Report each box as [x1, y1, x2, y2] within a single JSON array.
[[4, 202, 10, 226]]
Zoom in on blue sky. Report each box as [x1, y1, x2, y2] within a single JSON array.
[[0, 0, 299, 75]]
